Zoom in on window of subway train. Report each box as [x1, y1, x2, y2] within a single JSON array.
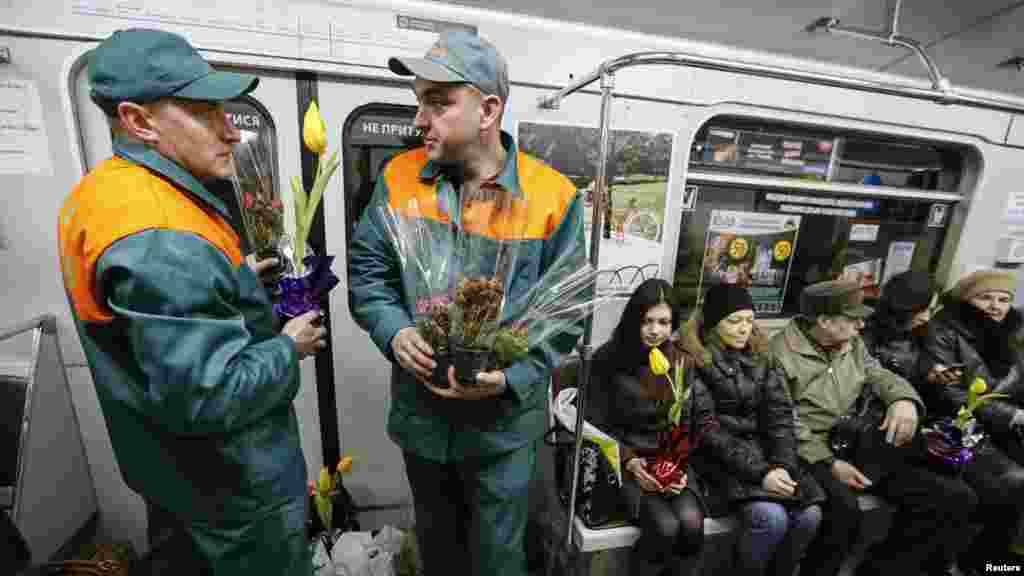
[[342, 104, 422, 312], [205, 96, 278, 254], [674, 118, 968, 318]]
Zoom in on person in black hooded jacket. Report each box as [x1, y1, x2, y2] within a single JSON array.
[[861, 271, 936, 400], [685, 284, 825, 576], [922, 269, 1024, 574]]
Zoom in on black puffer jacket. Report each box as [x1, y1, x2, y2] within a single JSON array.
[[861, 320, 924, 383], [861, 315, 929, 401], [684, 319, 825, 516], [600, 340, 690, 465], [923, 300, 1024, 444]]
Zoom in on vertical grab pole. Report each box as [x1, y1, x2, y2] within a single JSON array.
[[566, 68, 616, 548]]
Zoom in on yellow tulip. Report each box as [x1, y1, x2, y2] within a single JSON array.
[[649, 347, 670, 376], [318, 465, 333, 493], [303, 101, 327, 155], [967, 376, 986, 409], [337, 456, 354, 475]]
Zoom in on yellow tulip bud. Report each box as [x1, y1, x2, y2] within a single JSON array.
[[649, 347, 670, 376], [970, 377, 987, 396], [337, 456, 354, 475], [318, 466, 332, 493], [303, 101, 327, 155]]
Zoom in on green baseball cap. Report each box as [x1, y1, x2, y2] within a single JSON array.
[[88, 28, 258, 107], [388, 30, 509, 102]]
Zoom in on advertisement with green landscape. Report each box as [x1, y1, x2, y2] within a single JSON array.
[[517, 121, 674, 293]]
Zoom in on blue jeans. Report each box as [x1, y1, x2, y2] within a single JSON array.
[[736, 501, 822, 576]]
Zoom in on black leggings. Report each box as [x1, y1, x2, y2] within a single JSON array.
[[621, 481, 704, 560], [960, 439, 1024, 572]]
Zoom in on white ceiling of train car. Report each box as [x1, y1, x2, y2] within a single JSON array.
[[433, 0, 1024, 96]]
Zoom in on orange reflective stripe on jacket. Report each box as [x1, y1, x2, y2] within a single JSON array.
[[382, 148, 576, 240], [58, 157, 242, 323]]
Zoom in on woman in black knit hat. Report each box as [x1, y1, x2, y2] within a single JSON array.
[[684, 284, 825, 576]]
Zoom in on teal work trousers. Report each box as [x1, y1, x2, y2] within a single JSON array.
[[403, 441, 537, 576]]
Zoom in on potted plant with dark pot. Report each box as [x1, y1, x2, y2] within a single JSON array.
[[376, 199, 612, 388]]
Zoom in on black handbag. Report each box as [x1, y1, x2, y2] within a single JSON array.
[[544, 426, 629, 529], [829, 387, 885, 463], [830, 383, 931, 481]]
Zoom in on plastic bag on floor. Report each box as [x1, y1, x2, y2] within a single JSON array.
[[332, 526, 405, 576], [312, 537, 332, 576], [312, 529, 343, 576]]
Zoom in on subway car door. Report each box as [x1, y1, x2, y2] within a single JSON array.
[[69, 62, 327, 483], [314, 79, 421, 527]]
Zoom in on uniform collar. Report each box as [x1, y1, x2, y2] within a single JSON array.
[[419, 131, 522, 198], [113, 136, 232, 221], [784, 317, 852, 361]]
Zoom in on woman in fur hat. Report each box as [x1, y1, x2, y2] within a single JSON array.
[[683, 284, 824, 576], [597, 278, 704, 576], [922, 269, 1024, 574]]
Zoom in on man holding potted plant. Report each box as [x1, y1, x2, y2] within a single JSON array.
[[57, 29, 327, 574], [349, 31, 585, 576]]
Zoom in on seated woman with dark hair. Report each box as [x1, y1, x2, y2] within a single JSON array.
[[683, 284, 824, 576], [597, 278, 704, 576]]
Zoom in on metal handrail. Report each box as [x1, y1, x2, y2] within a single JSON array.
[[563, 72, 615, 548], [537, 51, 1024, 115], [0, 314, 57, 343]]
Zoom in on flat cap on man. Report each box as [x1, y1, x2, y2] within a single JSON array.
[[800, 279, 874, 319]]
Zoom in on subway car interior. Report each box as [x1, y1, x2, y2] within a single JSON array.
[[4, 1, 1024, 575]]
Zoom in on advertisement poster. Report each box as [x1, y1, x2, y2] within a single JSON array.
[[849, 223, 880, 243], [698, 126, 833, 178], [700, 210, 801, 314], [881, 242, 916, 286], [842, 258, 883, 298], [517, 121, 674, 294]]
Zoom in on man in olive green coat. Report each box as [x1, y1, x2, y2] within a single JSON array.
[[769, 279, 976, 576]]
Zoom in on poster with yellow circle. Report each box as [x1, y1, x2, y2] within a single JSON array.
[[773, 240, 792, 261], [701, 210, 803, 315], [728, 238, 749, 260]]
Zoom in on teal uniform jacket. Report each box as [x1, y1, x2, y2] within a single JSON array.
[[349, 132, 586, 462], [58, 138, 309, 573]]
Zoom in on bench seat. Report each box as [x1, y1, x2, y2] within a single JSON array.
[[571, 494, 886, 553]]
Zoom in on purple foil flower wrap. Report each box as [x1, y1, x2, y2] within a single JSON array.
[[274, 255, 340, 320], [923, 418, 975, 470]]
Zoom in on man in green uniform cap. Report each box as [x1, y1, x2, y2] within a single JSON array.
[[57, 28, 326, 574], [349, 30, 585, 576]]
